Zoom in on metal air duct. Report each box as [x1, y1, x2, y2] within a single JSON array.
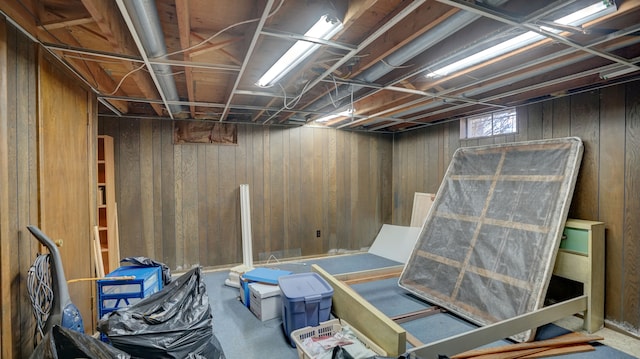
[[305, 0, 509, 113], [119, 0, 184, 116]]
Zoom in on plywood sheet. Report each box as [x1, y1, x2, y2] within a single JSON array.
[[399, 137, 583, 342], [410, 192, 435, 227], [368, 224, 421, 263]]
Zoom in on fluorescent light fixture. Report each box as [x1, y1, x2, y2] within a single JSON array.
[[257, 15, 343, 87], [316, 108, 354, 122], [425, 1, 616, 78]]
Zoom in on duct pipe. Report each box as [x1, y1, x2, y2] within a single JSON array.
[[389, 23, 640, 121], [305, 0, 508, 113], [120, 0, 184, 116]]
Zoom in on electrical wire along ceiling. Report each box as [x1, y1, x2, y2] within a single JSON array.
[[3, 0, 639, 133]]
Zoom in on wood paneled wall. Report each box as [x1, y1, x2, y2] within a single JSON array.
[[0, 17, 39, 358], [38, 50, 96, 335], [1, 17, 98, 357], [392, 81, 640, 333], [98, 120, 392, 271]]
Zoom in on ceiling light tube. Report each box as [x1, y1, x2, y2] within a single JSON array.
[[425, 1, 616, 78], [316, 108, 354, 122], [257, 15, 343, 87]]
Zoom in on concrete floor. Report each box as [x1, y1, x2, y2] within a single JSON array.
[[203, 253, 640, 358], [555, 315, 640, 358]]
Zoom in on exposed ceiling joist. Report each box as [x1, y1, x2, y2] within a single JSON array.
[[1, 0, 638, 132]]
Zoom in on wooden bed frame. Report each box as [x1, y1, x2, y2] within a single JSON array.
[[313, 219, 604, 358]]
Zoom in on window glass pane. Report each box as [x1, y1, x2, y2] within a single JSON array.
[[460, 108, 517, 139], [468, 114, 493, 138], [492, 109, 517, 135]]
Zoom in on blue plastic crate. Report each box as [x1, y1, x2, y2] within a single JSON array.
[[278, 272, 333, 347], [97, 265, 162, 320]]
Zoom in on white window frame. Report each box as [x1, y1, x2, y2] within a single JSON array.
[[460, 108, 517, 139]]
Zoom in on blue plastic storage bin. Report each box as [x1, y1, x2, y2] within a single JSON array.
[[97, 265, 162, 320], [278, 272, 333, 346]]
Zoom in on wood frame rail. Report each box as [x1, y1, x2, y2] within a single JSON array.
[[312, 264, 407, 357], [313, 219, 604, 359]]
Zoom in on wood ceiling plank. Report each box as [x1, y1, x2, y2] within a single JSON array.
[[353, 5, 458, 77], [0, 1, 41, 37], [80, 0, 165, 116], [5, 0, 638, 130], [188, 33, 243, 58], [276, 1, 454, 124], [0, 1, 128, 113], [39, 16, 93, 30], [271, 0, 411, 124], [50, 29, 129, 113], [343, 0, 379, 26]]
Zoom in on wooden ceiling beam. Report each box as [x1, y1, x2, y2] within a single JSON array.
[[352, 5, 458, 77], [272, 0, 406, 124], [39, 16, 93, 31], [279, 2, 456, 124], [50, 29, 130, 114], [0, 1, 129, 113], [80, 0, 165, 116], [188, 33, 243, 58], [343, 9, 640, 129], [0, 1, 41, 37], [349, 2, 629, 129], [343, 0, 379, 26]]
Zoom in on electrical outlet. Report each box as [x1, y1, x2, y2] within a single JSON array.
[[316, 230, 321, 238]]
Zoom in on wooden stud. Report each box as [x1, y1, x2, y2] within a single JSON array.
[[93, 226, 105, 278]]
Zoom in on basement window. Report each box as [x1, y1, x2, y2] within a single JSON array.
[[460, 108, 517, 139]]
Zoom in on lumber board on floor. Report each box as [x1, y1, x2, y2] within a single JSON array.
[[470, 347, 549, 359], [333, 265, 403, 285], [312, 264, 406, 357], [391, 307, 443, 323], [460, 343, 595, 359], [519, 344, 594, 358], [451, 332, 603, 359]]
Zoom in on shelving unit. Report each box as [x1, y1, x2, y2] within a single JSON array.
[[97, 135, 119, 274]]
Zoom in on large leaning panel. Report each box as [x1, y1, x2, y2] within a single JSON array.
[[399, 137, 583, 342]]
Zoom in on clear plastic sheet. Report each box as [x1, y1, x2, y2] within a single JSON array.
[[98, 267, 225, 359], [399, 137, 583, 342]]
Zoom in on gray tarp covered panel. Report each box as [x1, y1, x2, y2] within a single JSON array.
[[399, 137, 583, 342]]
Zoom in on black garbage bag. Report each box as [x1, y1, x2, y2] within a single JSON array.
[[120, 256, 172, 286], [98, 267, 225, 359], [29, 325, 130, 359]]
